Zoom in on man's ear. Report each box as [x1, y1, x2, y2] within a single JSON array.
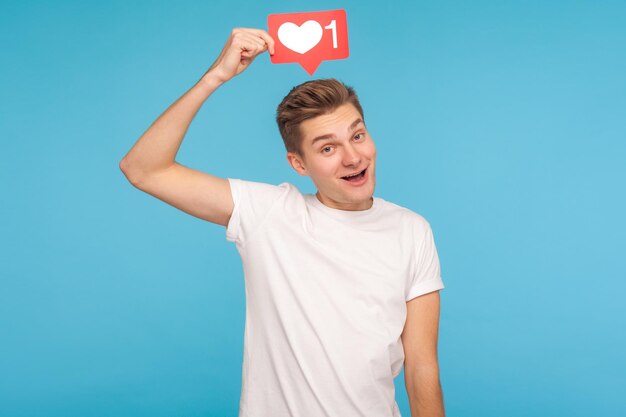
[[286, 152, 308, 176]]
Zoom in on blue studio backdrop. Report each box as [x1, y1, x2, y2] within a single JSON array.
[[1, 1, 625, 416]]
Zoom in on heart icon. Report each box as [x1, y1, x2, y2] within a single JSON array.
[[277, 20, 323, 54]]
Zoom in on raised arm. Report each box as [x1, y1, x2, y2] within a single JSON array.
[[119, 28, 275, 226]]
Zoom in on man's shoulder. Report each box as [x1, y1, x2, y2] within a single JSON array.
[[378, 197, 431, 230]]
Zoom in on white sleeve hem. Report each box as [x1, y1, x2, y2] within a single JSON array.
[[225, 178, 241, 243], [405, 276, 444, 302]]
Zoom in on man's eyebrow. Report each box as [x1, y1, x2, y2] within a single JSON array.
[[310, 118, 364, 146]]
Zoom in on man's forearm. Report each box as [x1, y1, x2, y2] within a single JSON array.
[[405, 365, 445, 417], [120, 69, 224, 181]]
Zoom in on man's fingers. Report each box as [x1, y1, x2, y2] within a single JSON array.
[[238, 33, 268, 57], [255, 31, 275, 55], [214, 27, 274, 81], [235, 27, 275, 55], [232, 33, 263, 54]]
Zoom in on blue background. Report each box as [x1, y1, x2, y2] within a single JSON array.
[[2, 1, 625, 416]]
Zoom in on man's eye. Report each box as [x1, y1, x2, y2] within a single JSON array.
[[355, 133, 364, 140], [322, 146, 332, 153]]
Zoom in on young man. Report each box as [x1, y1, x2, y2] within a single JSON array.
[[120, 28, 445, 417]]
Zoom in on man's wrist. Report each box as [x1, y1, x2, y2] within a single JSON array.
[[198, 69, 226, 91]]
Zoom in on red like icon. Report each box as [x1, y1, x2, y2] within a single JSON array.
[[268, 9, 349, 75]]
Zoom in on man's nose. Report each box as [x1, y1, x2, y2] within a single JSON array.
[[343, 144, 361, 166]]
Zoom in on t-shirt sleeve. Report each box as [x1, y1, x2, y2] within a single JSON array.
[[406, 220, 445, 302], [225, 178, 289, 245]]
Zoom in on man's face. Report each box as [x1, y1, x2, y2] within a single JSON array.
[[287, 103, 377, 211]]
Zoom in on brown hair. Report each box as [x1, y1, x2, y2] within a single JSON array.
[[276, 78, 364, 158]]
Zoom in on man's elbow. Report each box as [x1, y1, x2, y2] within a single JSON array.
[[119, 158, 142, 186]]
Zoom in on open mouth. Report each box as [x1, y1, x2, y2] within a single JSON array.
[[341, 167, 367, 182]]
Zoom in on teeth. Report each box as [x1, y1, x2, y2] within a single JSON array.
[[344, 169, 363, 178]]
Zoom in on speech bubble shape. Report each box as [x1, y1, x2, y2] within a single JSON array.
[[268, 9, 349, 75]]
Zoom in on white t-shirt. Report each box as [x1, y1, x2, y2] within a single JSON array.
[[225, 178, 445, 417]]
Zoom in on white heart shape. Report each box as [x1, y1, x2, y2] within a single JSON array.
[[277, 20, 323, 54]]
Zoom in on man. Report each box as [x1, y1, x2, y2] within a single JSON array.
[[120, 27, 445, 417]]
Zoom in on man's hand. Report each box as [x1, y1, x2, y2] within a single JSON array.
[[206, 28, 275, 83]]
